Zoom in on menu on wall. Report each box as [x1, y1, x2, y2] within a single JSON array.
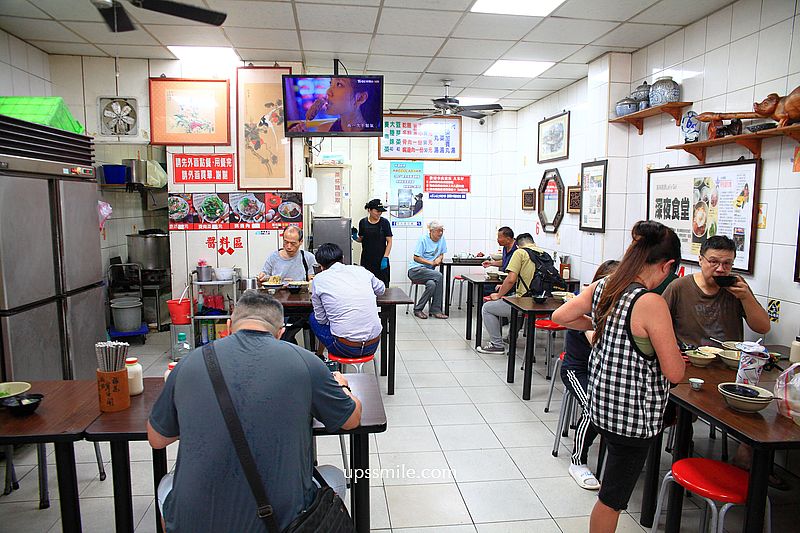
[[168, 192, 303, 231], [173, 153, 235, 183], [379, 114, 462, 161], [424, 174, 470, 199], [647, 160, 760, 273], [389, 161, 424, 227]]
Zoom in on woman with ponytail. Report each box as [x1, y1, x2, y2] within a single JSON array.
[[552, 221, 685, 533]]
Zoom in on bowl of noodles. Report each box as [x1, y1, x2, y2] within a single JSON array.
[[277, 201, 302, 220], [692, 202, 708, 238]]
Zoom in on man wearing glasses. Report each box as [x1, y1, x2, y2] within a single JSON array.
[[661, 235, 769, 349]]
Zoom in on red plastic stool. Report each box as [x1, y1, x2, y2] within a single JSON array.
[[651, 457, 772, 533], [450, 274, 467, 309], [534, 319, 566, 380], [327, 353, 377, 376]]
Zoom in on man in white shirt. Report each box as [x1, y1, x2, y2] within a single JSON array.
[[309, 243, 386, 359]]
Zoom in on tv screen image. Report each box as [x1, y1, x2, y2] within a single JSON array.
[[283, 75, 383, 137]]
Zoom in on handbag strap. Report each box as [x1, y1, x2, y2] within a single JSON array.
[[202, 343, 281, 533]]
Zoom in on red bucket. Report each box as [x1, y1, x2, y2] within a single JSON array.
[[167, 298, 193, 325]]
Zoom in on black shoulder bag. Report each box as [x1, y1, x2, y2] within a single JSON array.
[[202, 343, 356, 533]]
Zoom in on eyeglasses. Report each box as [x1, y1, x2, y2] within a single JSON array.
[[701, 255, 734, 269]]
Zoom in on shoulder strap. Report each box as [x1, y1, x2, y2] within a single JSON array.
[[202, 343, 281, 533], [300, 250, 310, 281]]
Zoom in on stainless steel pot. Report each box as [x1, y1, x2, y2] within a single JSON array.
[[194, 265, 213, 282], [122, 159, 148, 186], [127, 233, 170, 270], [239, 277, 259, 291]]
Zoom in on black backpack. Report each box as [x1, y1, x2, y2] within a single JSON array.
[[517, 248, 566, 297]]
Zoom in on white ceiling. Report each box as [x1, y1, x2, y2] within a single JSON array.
[[0, 0, 735, 111]]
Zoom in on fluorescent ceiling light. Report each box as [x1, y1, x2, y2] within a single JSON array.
[[168, 46, 240, 64], [456, 97, 498, 106], [471, 0, 567, 17], [484, 60, 555, 78]]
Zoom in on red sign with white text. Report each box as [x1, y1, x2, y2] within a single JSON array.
[[173, 153, 235, 184], [424, 174, 471, 193]]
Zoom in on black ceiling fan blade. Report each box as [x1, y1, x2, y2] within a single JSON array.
[[130, 0, 227, 26], [96, 1, 136, 32], [458, 109, 486, 119], [459, 104, 503, 111], [389, 108, 438, 113]]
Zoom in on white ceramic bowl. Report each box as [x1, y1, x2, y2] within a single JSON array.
[[697, 346, 723, 356], [719, 350, 741, 369], [0, 381, 31, 398], [718, 382, 773, 413], [686, 350, 716, 367], [689, 377, 704, 390]]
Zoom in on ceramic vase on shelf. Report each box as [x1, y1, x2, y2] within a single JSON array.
[[631, 81, 650, 104], [615, 97, 639, 117], [649, 76, 680, 106]]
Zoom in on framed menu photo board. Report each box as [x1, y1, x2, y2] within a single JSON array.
[[647, 159, 761, 274], [379, 114, 462, 161], [579, 160, 607, 233]]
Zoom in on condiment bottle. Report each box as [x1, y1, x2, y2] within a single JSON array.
[[164, 361, 178, 382], [790, 336, 800, 364], [125, 357, 144, 396]]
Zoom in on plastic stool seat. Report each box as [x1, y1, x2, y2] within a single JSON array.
[[534, 319, 566, 331], [671, 458, 749, 504], [327, 353, 375, 366]]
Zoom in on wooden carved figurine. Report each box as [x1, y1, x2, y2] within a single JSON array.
[[753, 86, 800, 127]]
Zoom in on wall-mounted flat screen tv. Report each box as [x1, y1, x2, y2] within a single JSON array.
[[282, 75, 383, 137]]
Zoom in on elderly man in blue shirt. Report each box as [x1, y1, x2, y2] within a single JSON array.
[[407, 220, 448, 320], [309, 243, 386, 360]]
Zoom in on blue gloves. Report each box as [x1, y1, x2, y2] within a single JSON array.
[[381, 257, 389, 270], [351, 227, 358, 241]]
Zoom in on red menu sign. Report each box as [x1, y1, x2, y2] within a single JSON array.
[[424, 174, 471, 193], [168, 192, 303, 231], [173, 153, 235, 184]]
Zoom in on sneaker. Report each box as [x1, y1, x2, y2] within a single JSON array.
[[476, 344, 505, 354], [569, 464, 600, 490]]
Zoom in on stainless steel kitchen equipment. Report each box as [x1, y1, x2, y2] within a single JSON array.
[[239, 277, 259, 291], [127, 232, 170, 270], [311, 217, 352, 264], [122, 158, 148, 186], [0, 115, 106, 381]]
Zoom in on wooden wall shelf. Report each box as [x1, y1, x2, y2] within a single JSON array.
[[666, 124, 800, 164], [608, 102, 693, 135]]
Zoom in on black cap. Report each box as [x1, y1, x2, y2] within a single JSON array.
[[365, 199, 387, 212]]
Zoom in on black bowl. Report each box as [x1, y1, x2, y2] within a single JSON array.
[[719, 383, 759, 398], [533, 296, 548, 304], [713, 275, 738, 287], [1, 393, 44, 416], [287, 285, 302, 294]]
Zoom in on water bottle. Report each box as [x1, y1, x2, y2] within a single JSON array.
[[790, 335, 800, 364], [172, 332, 191, 362]]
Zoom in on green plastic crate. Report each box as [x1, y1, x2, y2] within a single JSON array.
[[0, 96, 84, 134]]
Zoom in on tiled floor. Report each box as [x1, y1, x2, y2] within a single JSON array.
[[1, 304, 798, 532]]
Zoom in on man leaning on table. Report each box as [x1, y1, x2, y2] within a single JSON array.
[[661, 235, 773, 483], [477, 233, 541, 354], [408, 220, 448, 320], [147, 291, 361, 533], [309, 242, 386, 360]]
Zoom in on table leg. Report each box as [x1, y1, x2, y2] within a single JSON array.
[[388, 305, 397, 395], [522, 320, 535, 400], [380, 308, 388, 377], [350, 433, 370, 533], [109, 441, 134, 533], [476, 290, 485, 349], [152, 448, 168, 533], [465, 282, 473, 341], [37, 443, 50, 509], [54, 442, 82, 533], [507, 308, 518, 383], [639, 431, 664, 528], [742, 447, 772, 533], [664, 406, 692, 533], [443, 264, 452, 316]]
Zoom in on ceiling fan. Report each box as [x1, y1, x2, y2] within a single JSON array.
[[90, 0, 227, 33], [390, 80, 503, 120]]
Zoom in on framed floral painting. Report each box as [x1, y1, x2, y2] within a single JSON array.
[[149, 78, 230, 145], [236, 66, 293, 190]]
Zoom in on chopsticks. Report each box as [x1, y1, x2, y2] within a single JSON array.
[[95, 341, 130, 372]]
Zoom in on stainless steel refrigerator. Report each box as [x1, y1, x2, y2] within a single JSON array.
[[311, 217, 352, 264], [0, 115, 106, 381]]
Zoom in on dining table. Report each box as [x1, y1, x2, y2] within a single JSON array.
[[501, 296, 564, 400], [0, 380, 101, 533], [637, 360, 800, 533], [439, 257, 485, 316], [461, 273, 499, 347], [269, 286, 412, 395]]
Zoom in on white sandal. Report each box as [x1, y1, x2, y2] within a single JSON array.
[[569, 464, 600, 490]]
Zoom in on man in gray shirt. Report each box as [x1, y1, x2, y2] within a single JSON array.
[[257, 225, 317, 282], [148, 291, 361, 532]]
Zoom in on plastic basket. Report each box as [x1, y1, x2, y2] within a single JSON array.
[[0, 96, 84, 134]]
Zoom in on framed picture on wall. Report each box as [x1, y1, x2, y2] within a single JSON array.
[[579, 160, 607, 233], [537, 111, 569, 163], [567, 186, 581, 214], [522, 188, 536, 210], [538, 168, 565, 233], [647, 159, 761, 274], [149, 78, 230, 145], [236, 66, 293, 190]]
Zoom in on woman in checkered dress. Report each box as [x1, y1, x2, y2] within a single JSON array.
[[553, 221, 685, 533]]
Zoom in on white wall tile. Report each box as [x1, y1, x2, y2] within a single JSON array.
[[11, 67, 30, 95], [706, 5, 733, 51], [8, 35, 28, 71], [0, 62, 11, 95], [727, 34, 759, 91], [756, 19, 793, 83], [732, 0, 763, 37], [631, 49, 647, 83], [0, 30, 9, 64], [646, 40, 665, 76], [681, 56, 705, 102], [684, 18, 707, 60], [82, 56, 116, 105], [702, 45, 730, 98], [760, 0, 795, 28], [664, 30, 685, 68], [49, 55, 84, 106]]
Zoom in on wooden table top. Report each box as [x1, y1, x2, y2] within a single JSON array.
[[313, 374, 387, 434], [462, 273, 498, 284], [670, 383, 800, 448], [443, 258, 485, 266], [502, 296, 564, 313], [85, 377, 164, 441], [0, 380, 100, 444], [681, 359, 783, 385], [269, 287, 411, 308]]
